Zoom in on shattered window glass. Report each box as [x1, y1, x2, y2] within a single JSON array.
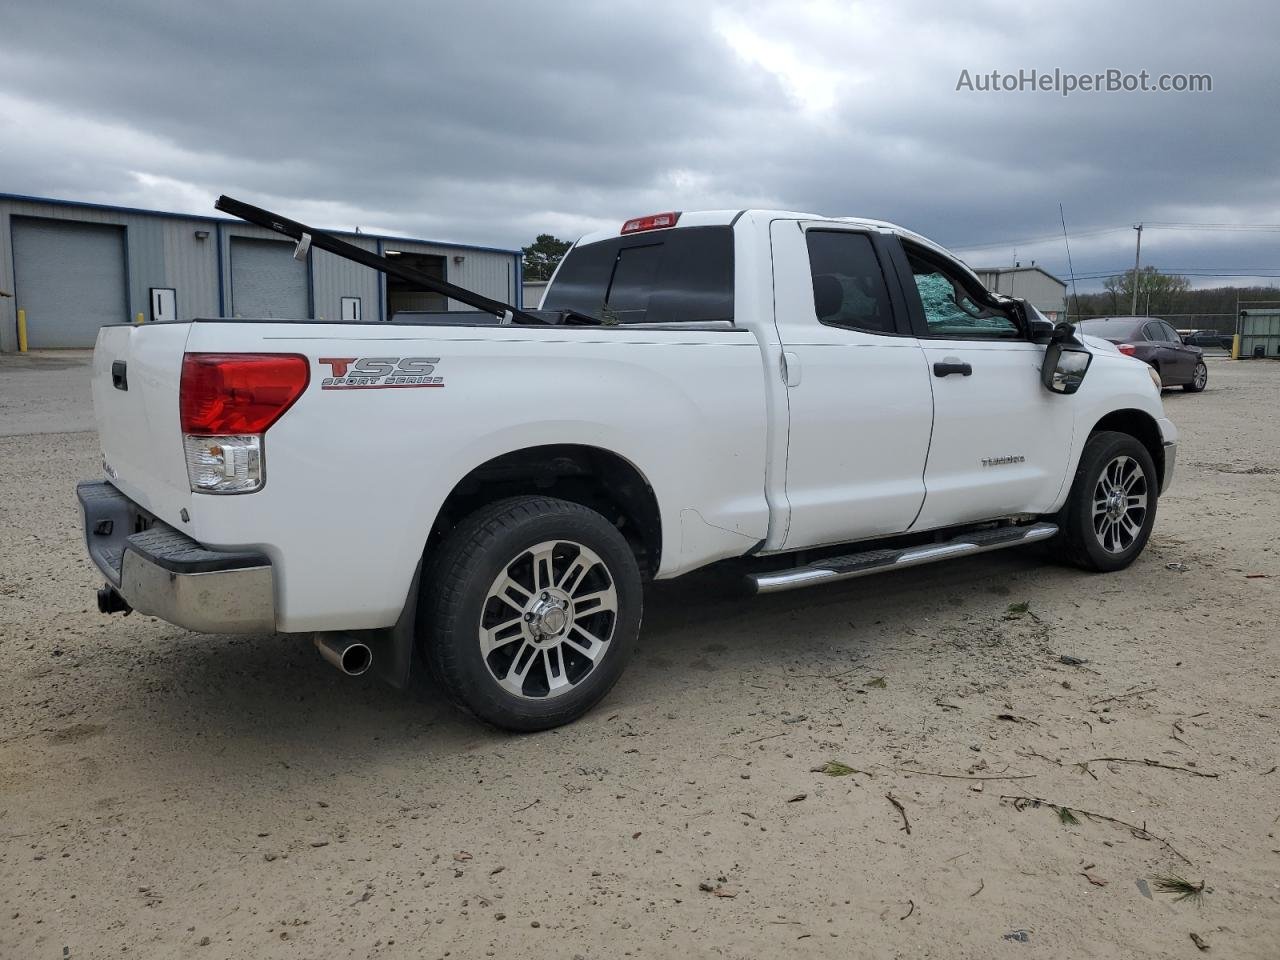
[[909, 256, 1020, 339]]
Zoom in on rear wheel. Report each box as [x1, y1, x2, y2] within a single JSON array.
[[420, 496, 642, 731], [1184, 360, 1207, 392], [1050, 431, 1158, 572]]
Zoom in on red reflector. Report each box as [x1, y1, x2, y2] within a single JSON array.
[[1116, 343, 1137, 356], [621, 211, 681, 234], [180, 353, 310, 435]]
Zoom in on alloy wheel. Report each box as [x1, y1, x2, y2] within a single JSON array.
[[1092, 455, 1149, 554], [478, 540, 618, 699]]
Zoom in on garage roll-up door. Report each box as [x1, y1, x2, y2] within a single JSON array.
[[230, 237, 310, 319], [12, 218, 128, 348]]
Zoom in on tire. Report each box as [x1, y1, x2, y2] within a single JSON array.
[[420, 496, 642, 731], [1183, 360, 1208, 392], [1049, 431, 1158, 573]]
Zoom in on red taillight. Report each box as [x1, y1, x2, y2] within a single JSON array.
[[621, 211, 680, 234], [180, 353, 310, 435], [1116, 343, 1137, 356]]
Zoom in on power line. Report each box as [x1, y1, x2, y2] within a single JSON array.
[[1071, 272, 1280, 279], [949, 221, 1280, 250], [949, 226, 1128, 251], [1143, 222, 1280, 231]]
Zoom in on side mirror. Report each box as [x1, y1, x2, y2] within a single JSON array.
[[1042, 338, 1092, 394]]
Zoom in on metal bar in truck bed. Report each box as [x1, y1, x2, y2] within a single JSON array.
[[214, 195, 548, 325]]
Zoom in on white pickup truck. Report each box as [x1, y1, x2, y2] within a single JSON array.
[[79, 198, 1177, 730]]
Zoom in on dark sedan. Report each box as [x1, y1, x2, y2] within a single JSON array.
[[1076, 316, 1208, 392], [1183, 329, 1234, 350]]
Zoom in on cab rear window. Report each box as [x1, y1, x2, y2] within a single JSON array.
[[543, 227, 734, 324]]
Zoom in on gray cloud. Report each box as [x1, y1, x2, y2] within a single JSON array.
[[1, 0, 1277, 289]]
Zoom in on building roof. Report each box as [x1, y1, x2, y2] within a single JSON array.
[[0, 191, 519, 257]]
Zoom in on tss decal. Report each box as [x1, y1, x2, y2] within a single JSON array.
[[318, 357, 445, 390]]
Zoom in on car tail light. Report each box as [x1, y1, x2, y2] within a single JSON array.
[[621, 211, 680, 234], [179, 353, 309, 494], [1116, 343, 1137, 357]]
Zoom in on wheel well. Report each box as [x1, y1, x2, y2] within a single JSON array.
[[1090, 409, 1165, 488], [429, 445, 662, 577]]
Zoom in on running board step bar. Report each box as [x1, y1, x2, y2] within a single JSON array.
[[748, 522, 1059, 595]]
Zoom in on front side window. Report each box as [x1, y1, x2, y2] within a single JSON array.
[[906, 248, 1020, 339], [804, 231, 896, 334]]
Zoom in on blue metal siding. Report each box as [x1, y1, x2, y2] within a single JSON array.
[[0, 194, 520, 349]]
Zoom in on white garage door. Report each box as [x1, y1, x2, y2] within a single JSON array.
[[12, 218, 128, 348], [230, 237, 310, 319]]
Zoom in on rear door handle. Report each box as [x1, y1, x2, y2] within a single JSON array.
[[933, 361, 972, 377], [111, 361, 128, 391]]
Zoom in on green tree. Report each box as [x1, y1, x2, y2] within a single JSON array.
[[1100, 266, 1190, 316], [522, 234, 572, 281]]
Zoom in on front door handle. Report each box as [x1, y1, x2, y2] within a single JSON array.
[[933, 360, 972, 377], [111, 361, 128, 391]]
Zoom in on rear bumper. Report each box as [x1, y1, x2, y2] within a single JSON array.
[[77, 480, 276, 634]]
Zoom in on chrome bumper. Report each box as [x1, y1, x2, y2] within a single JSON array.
[[1161, 440, 1177, 494], [77, 481, 276, 634]]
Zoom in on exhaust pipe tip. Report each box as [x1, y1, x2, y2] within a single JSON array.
[[314, 633, 373, 677], [97, 584, 132, 615]]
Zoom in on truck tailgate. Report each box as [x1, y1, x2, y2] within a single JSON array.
[[91, 323, 194, 527]]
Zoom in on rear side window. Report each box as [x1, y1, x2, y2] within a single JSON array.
[[542, 226, 733, 324], [1078, 317, 1145, 340], [805, 231, 896, 334]]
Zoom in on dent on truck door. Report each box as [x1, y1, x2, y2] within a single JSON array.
[[769, 222, 934, 550]]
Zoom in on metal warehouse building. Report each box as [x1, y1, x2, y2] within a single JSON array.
[[974, 264, 1068, 321], [0, 193, 523, 352]]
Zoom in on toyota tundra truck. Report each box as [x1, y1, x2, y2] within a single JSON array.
[[78, 197, 1177, 730]]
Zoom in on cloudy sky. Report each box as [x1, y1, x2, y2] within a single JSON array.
[[2, 0, 1277, 289]]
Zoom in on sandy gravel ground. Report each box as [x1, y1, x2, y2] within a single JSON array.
[[1, 358, 1277, 959]]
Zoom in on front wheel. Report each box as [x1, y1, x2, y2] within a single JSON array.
[[420, 496, 642, 731], [1049, 431, 1158, 573], [1183, 360, 1208, 392]]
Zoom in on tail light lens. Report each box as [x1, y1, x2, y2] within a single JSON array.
[[1116, 343, 1137, 356], [181, 354, 309, 434], [179, 353, 309, 494]]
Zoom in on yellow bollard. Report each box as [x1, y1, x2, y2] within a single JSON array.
[[17, 308, 28, 352], [1231, 334, 1240, 360], [135, 312, 145, 325]]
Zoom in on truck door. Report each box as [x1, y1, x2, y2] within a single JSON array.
[[886, 237, 1075, 530], [769, 221, 934, 550]]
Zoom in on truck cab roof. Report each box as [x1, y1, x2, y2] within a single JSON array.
[[574, 210, 981, 287]]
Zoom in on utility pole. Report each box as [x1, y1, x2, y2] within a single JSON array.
[[1130, 222, 1143, 316]]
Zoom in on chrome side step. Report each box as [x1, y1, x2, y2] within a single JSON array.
[[748, 522, 1059, 595]]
